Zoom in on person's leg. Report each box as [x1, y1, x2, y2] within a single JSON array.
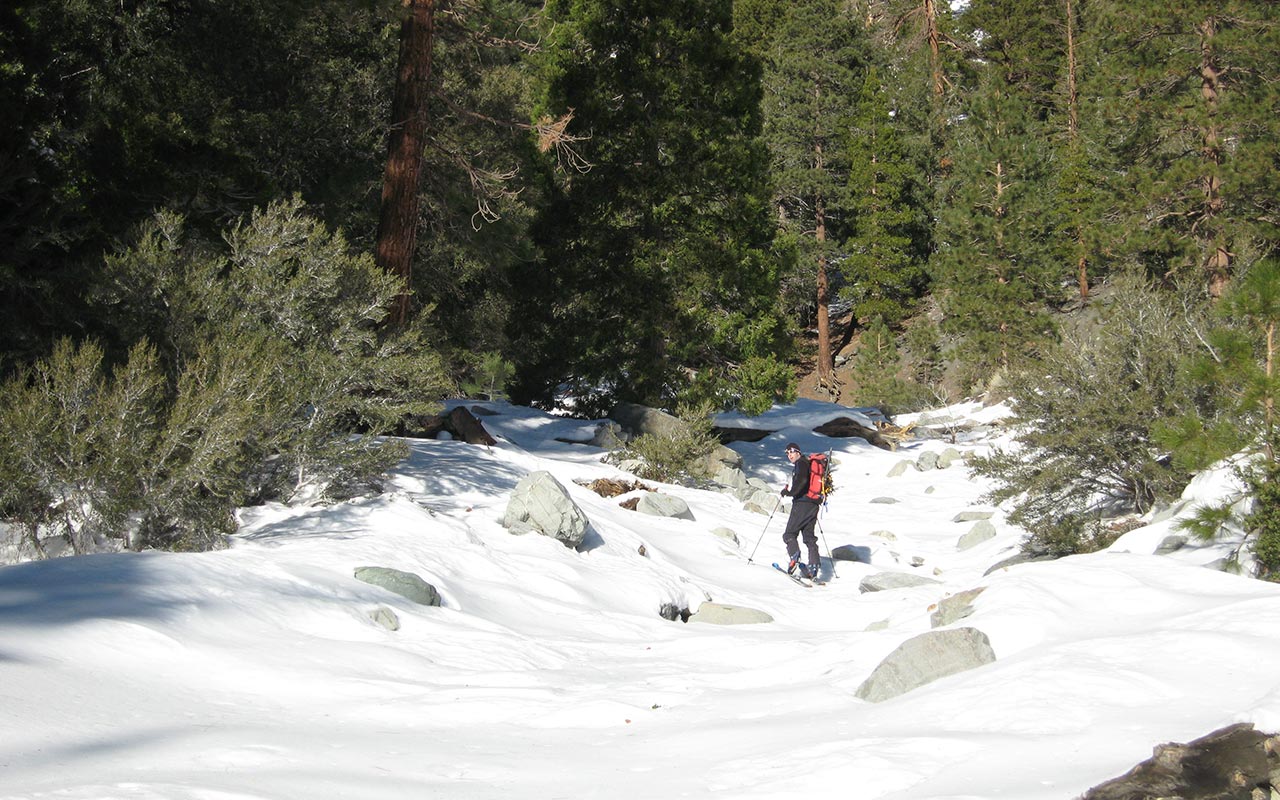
[[781, 504, 804, 571], [800, 503, 821, 576]]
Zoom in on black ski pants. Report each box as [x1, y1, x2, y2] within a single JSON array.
[[782, 498, 821, 568]]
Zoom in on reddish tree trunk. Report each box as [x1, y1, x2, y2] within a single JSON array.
[[1065, 0, 1089, 300], [1199, 16, 1230, 298], [376, 0, 437, 328], [816, 191, 833, 387]]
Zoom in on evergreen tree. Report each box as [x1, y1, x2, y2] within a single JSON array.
[[931, 74, 1066, 388], [762, 0, 866, 394], [510, 0, 789, 414], [847, 315, 929, 412], [844, 67, 929, 329], [1, 0, 401, 368], [1087, 0, 1280, 296]]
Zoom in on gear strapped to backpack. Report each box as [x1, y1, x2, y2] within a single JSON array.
[[804, 452, 833, 501]]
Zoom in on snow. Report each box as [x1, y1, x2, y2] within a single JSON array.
[[2, 399, 1278, 800]]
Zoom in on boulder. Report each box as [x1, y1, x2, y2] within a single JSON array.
[[658, 602, 691, 622], [609, 402, 685, 439], [887, 460, 913, 477], [952, 510, 994, 523], [812, 416, 894, 450], [695, 444, 744, 474], [854, 627, 996, 703], [589, 421, 626, 450], [710, 527, 740, 545], [1079, 723, 1280, 800], [712, 426, 773, 443], [957, 520, 998, 551], [859, 572, 942, 593], [930, 587, 986, 628], [367, 606, 402, 631], [1155, 534, 1188, 555], [635, 492, 695, 521], [688, 602, 774, 625], [937, 448, 964, 469], [915, 451, 939, 472], [831, 544, 872, 563], [446, 406, 498, 445], [713, 465, 750, 491], [743, 489, 781, 515], [871, 496, 900, 504], [354, 567, 441, 607], [501, 471, 590, 547]]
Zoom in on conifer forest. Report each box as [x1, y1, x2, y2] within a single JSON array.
[[2, 1, 1279, 566]]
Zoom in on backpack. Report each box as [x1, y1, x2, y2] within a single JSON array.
[[805, 452, 833, 502]]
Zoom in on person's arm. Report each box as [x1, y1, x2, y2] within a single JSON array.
[[782, 457, 809, 497]]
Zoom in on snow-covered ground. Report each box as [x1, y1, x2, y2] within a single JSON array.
[[2, 399, 1278, 800]]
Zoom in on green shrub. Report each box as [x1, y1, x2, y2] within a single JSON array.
[[1, 199, 451, 555], [970, 272, 1202, 556], [1247, 465, 1280, 578], [615, 402, 722, 484]]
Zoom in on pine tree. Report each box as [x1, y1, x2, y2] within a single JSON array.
[[762, 0, 866, 394], [931, 75, 1066, 388], [1087, 0, 1280, 296], [510, 0, 789, 414], [844, 67, 929, 329]]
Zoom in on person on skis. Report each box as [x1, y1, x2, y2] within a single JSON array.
[[780, 443, 821, 580]]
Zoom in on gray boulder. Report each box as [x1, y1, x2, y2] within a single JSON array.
[[688, 602, 774, 625], [870, 496, 900, 505], [589, 421, 626, 450], [887, 460, 913, 478], [502, 470, 590, 548], [930, 587, 986, 628], [915, 451, 939, 471], [743, 489, 782, 515], [367, 606, 402, 631], [610, 402, 686, 439], [636, 492, 695, 521], [710, 527, 739, 545], [937, 447, 964, 469], [957, 520, 998, 551], [354, 567, 442, 607], [854, 627, 996, 702], [859, 571, 943, 593], [952, 510, 994, 523], [831, 544, 872, 563], [694, 444, 744, 475], [1155, 534, 1188, 555], [713, 465, 750, 491]]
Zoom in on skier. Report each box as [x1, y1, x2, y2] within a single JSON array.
[[780, 443, 821, 580]]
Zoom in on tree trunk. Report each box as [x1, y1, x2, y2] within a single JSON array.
[[1199, 15, 1230, 298], [1065, 0, 1088, 300], [375, 0, 437, 328], [1064, 0, 1079, 140], [816, 190, 834, 387], [924, 0, 944, 102], [1266, 318, 1275, 462]]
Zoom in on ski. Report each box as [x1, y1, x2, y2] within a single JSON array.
[[772, 563, 813, 587]]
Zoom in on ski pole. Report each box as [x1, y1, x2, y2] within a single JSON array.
[[747, 496, 782, 564], [816, 513, 837, 579]]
